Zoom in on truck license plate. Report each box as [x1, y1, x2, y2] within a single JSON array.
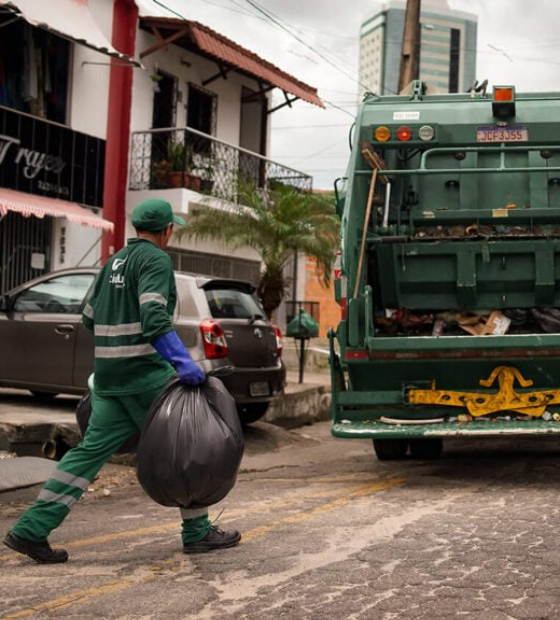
[[249, 381, 270, 397], [476, 126, 528, 143]]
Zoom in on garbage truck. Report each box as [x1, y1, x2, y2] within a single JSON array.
[[330, 80, 560, 460]]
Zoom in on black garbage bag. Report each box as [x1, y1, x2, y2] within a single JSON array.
[[136, 376, 244, 509], [75, 391, 140, 454], [531, 308, 560, 333]]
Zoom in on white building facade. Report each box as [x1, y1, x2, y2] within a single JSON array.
[[0, 0, 322, 296]]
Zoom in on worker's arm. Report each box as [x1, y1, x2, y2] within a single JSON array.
[[152, 330, 205, 386]]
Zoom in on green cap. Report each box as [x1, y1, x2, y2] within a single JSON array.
[[131, 198, 185, 231]]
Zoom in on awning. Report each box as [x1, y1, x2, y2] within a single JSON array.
[[139, 17, 324, 109], [0, 188, 114, 232], [0, 0, 141, 66]]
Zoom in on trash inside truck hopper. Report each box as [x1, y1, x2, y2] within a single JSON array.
[[329, 81, 560, 460]]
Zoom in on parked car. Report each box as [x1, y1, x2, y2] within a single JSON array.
[[0, 268, 285, 424]]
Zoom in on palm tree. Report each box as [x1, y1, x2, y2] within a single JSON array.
[[176, 182, 339, 319]]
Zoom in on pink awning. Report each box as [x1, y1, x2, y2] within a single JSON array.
[[0, 188, 113, 231], [0, 0, 141, 66]]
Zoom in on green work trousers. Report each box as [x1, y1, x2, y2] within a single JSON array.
[[12, 384, 210, 544]]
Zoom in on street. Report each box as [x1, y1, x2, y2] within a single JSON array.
[[2, 396, 560, 619]]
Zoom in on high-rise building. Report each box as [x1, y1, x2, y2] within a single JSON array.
[[359, 0, 477, 96]]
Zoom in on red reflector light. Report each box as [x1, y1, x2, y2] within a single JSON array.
[[396, 126, 412, 141], [340, 297, 347, 320], [200, 318, 229, 359], [273, 324, 283, 357], [345, 350, 369, 360]]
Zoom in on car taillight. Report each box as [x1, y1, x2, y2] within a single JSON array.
[[200, 319, 229, 359], [273, 324, 283, 357]]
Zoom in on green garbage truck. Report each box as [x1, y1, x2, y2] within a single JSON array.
[[330, 80, 560, 460]]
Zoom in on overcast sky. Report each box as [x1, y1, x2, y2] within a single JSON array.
[[139, 0, 560, 189]]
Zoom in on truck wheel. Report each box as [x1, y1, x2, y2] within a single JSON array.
[[372, 438, 408, 461], [409, 438, 443, 460]]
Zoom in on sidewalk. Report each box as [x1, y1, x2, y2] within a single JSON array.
[[0, 369, 331, 496]]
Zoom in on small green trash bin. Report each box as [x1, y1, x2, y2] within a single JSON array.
[[286, 309, 319, 339]]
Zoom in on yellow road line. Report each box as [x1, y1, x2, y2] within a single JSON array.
[[0, 479, 383, 560], [0, 477, 404, 620], [0, 579, 138, 619], [242, 478, 403, 542]]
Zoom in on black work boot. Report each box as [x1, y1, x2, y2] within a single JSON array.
[[183, 526, 241, 554], [3, 532, 68, 564]]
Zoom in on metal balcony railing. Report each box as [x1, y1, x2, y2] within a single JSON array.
[[129, 127, 312, 202]]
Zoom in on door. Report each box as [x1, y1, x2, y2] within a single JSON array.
[[0, 211, 52, 294], [0, 271, 96, 391], [239, 86, 267, 188], [151, 71, 177, 184]]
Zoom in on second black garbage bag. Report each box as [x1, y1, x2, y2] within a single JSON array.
[[136, 376, 245, 509]]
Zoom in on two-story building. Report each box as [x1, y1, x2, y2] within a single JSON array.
[[0, 0, 323, 325]]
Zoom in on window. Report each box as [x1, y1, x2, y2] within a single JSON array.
[[449, 28, 461, 93], [205, 289, 264, 320], [14, 273, 95, 313], [0, 20, 70, 123], [186, 83, 217, 155]]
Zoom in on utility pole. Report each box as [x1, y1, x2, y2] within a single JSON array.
[[398, 0, 421, 94]]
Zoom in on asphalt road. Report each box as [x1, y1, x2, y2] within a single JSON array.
[[2, 418, 560, 619]]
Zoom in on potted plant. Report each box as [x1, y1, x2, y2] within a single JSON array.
[[195, 157, 216, 193], [167, 140, 201, 191]]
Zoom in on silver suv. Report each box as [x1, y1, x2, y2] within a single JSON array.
[[0, 268, 285, 424]]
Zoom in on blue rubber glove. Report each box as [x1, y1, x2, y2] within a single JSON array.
[[152, 331, 206, 386]]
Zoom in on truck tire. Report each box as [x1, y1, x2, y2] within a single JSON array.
[[409, 438, 443, 460], [372, 438, 408, 461]]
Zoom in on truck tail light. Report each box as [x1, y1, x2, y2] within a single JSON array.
[[200, 319, 229, 359], [273, 324, 283, 357], [374, 126, 391, 142], [492, 85, 516, 118], [396, 126, 412, 141], [418, 125, 435, 141]]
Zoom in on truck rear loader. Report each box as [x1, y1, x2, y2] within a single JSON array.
[[330, 80, 560, 460]]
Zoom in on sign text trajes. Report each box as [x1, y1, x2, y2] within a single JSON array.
[[0, 106, 105, 208]]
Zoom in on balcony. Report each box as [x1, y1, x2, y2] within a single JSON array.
[[129, 127, 312, 202]]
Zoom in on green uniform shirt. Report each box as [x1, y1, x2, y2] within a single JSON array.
[[82, 238, 176, 395]]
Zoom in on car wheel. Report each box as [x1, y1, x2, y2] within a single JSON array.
[[237, 403, 269, 425], [30, 391, 58, 400], [372, 438, 409, 461]]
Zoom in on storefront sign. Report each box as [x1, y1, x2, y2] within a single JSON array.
[[0, 106, 105, 208]]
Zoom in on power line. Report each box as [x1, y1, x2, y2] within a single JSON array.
[[237, 0, 367, 113]]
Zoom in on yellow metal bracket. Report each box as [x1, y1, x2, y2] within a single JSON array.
[[407, 365, 560, 417]]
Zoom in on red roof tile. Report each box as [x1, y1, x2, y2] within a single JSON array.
[[140, 17, 324, 109]]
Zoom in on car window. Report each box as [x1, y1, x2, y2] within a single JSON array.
[[205, 288, 264, 319], [13, 274, 96, 313]]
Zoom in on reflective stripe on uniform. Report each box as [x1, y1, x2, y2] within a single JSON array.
[[51, 469, 90, 491], [94, 322, 143, 337], [180, 506, 209, 519], [83, 303, 94, 318], [95, 344, 155, 358], [139, 293, 167, 306], [37, 489, 78, 509]]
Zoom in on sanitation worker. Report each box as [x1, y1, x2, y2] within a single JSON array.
[[3, 198, 241, 563]]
